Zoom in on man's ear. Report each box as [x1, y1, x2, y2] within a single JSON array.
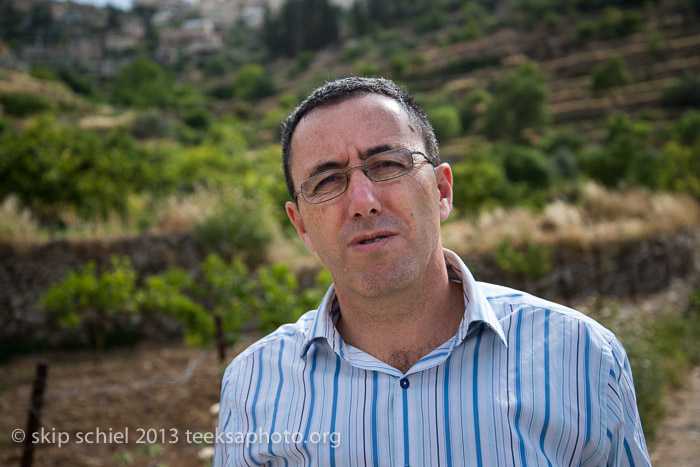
[[286, 201, 317, 253], [435, 164, 454, 222]]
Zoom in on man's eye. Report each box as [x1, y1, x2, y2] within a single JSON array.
[[369, 159, 408, 176], [312, 173, 345, 193]]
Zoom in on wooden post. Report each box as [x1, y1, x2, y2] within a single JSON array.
[[215, 315, 226, 364], [21, 362, 48, 467]]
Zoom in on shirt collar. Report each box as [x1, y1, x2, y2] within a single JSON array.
[[300, 248, 507, 358]]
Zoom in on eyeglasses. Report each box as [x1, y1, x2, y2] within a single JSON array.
[[294, 147, 435, 204]]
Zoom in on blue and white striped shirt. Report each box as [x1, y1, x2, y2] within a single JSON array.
[[214, 249, 650, 466]]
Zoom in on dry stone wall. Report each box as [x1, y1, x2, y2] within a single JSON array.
[[1, 230, 698, 355]]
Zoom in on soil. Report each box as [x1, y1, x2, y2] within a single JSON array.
[[0, 336, 260, 467], [650, 366, 700, 467]]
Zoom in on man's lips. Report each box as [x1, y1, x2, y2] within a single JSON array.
[[349, 231, 397, 247]]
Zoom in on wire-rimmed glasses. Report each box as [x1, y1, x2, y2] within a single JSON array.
[[294, 147, 435, 204]]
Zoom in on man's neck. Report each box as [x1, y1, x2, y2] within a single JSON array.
[[334, 251, 465, 374]]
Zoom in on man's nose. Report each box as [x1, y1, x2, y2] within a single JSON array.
[[345, 168, 381, 218]]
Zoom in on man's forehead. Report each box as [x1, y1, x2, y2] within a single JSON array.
[[290, 94, 415, 166]]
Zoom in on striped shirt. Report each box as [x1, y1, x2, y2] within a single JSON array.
[[214, 249, 650, 466]]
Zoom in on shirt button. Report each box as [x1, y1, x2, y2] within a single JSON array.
[[400, 377, 410, 389]]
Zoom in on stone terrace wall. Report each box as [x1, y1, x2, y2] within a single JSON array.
[[1, 230, 698, 354], [0, 233, 203, 353]]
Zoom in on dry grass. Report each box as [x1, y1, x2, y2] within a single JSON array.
[[442, 182, 700, 256], [0, 69, 89, 112], [3, 183, 699, 262]]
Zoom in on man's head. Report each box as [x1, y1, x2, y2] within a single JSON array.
[[283, 78, 454, 299], [282, 77, 440, 200]]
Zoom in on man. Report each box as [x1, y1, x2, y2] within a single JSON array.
[[214, 77, 650, 466]]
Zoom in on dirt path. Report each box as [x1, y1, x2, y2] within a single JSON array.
[[650, 366, 700, 466]]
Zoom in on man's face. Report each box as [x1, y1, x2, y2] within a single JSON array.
[[285, 94, 454, 299]]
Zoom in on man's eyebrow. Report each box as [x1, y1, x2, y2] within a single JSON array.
[[308, 160, 347, 178], [361, 144, 395, 159], [306, 145, 397, 178]]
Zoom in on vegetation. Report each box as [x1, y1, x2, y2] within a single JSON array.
[[41, 256, 137, 352], [587, 289, 700, 439], [483, 62, 551, 142], [0, 116, 162, 226], [3, 2, 700, 455], [40, 253, 332, 349], [590, 56, 631, 96], [493, 238, 553, 281], [0, 91, 55, 117]]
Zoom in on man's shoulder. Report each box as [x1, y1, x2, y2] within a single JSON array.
[[477, 281, 618, 345], [224, 309, 317, 373]]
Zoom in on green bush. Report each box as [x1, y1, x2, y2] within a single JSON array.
[[578, 114, 660, 188], [663, 72, 700, 107], [182, 107, 213, 131], [483, 62, 551, 141], [194, 189, 276, 267], [427, 105, 462, 142], [451, 158, 519, 216], [458, 89, 491, 132], [660, 140, 700, 197], [288, 50, 315, 76], [233, 64, 276, 100], [198, 254, 252, 345], [30, 66, 57, 81], [541, 131, 583, 179], [414, 8, 447, 34], [129, 109, 175, 140], [647, 30, 666, 56], [355, 60, 381, 77], [493, 238, 552, 281], [590, 56, 630, 95], [208, 82, 235, 100], [58, 66, 98, 98], [0, 92, 54, 116], [111, 56, 177, 108], [574, 20, 597, 43], [598, 7, 642, 39], [0, 116, 164, 224], [339, 38, 373, 63], [41, 256, 137, 351], [203, 55, 232, 77], [136, 268, 212, 346], [254, 263, 331, 333], [254, 263, 304, 333], [673, 109, 700, 146], [501, 145, 554, 190], [389, 52, 409, 77]]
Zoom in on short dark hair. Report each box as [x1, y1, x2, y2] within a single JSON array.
[[281, 77, 439, 199]]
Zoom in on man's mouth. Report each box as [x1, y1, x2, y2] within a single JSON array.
[[359, 235, 390, 245]]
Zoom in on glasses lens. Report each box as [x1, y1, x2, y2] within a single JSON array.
[[366, 148, 413, 181], [301, 171, 347, 203]]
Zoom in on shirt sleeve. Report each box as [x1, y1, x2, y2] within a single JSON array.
[[604, 336, 652, 466]]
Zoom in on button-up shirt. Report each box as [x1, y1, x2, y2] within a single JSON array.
[[214, 249, 650, 466]]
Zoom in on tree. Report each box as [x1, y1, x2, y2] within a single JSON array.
[[0, 116, 159, 225], [578, 114, 659, 188], [428, 106, 462, 142], [262, 0, 340, 57], [41, 257, 137, 352], [483, 62, 551, 141], [590, 56, 631, 105], [111, 56, 176, 108], [660, 141, 700, 198], [233, 64, 276, 100]]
